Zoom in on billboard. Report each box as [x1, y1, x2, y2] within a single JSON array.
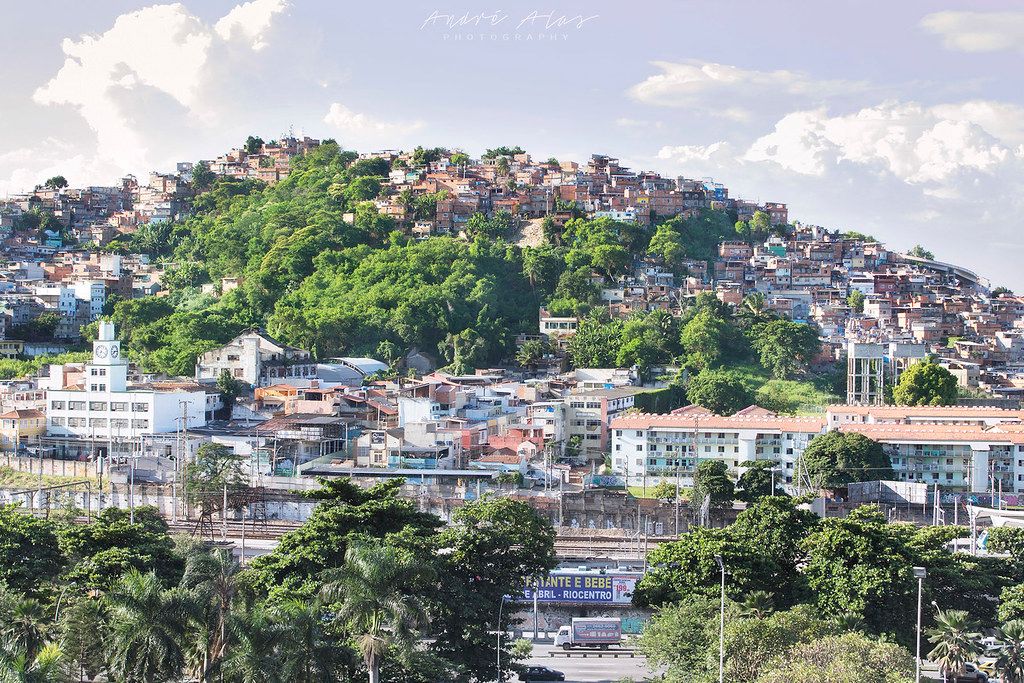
[[522, 572, 638, 604]]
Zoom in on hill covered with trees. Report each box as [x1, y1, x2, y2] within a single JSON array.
[[100, 141, 838, 408]]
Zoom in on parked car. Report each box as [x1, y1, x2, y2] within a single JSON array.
[[954, 662, 989, 682], [519, 666, 565, 681]]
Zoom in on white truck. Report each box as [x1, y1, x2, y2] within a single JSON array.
[[554, 618, 622, 650]]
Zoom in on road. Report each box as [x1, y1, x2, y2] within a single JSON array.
[[520, 643, 658, 682]]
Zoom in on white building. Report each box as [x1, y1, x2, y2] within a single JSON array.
[[610, 406, 826, 487], [195, 328, 317, 388], [46, 321, 212, 442]]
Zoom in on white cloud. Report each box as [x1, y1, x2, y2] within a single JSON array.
[[656, 142, 730, 164], [744, 101, 1012, 186], [214, 0, 289, 50], [323, 103, 423, 136], [921, 11, 1024, 52], [30, 1, 288, 171], [627, 59, 862, 120]]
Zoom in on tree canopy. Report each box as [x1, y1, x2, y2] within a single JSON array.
[[891, 358, 958, 406]]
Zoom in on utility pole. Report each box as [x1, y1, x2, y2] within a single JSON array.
[[222, 484, 228, 542]]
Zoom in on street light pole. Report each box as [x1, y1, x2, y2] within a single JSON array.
[[715, 555, 725, 683], [914, 567, 927, 683], [496, 595, 509, 683]]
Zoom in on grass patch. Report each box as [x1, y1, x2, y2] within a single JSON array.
[[628, 485, 692, 499], [728, 363, 841, 415], [0, 466, 96, 491]]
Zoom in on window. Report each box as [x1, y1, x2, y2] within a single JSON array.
[[90, 368, 106, 376], [615, 430, 622, 436], [111, 402, 128, 412], [89, 402, 107, 412], [227, 354, 239, 361], [132, 419, 149, 429], [615, 444, 621, 451], [111, 418, 129, 429], [635, 431, 643, 437], [68, 401, 86, 411], [68, 417, 86, 427], [50, 417, 65, 426], [132, 403, 148, 413], [50, 400, 65, 410], [89, 418, 107, 427]]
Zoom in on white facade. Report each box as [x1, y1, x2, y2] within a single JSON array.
[[46, 321, 209, 440], [610, 413, 826, 487]]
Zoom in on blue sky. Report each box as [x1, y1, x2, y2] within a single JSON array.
[[3, 1, 1024, 287]]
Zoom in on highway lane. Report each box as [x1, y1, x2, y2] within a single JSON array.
[[519, 643, 658, 682]]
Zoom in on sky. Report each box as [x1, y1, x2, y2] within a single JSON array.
[[2, 0, 1024, 287]]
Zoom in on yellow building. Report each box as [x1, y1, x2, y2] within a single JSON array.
[[0, 409, 46, 450]]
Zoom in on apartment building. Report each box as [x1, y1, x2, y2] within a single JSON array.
[[610, 407, 826, 487]]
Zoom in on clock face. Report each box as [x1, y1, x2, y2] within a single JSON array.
[[95, 346, 108, 359], [110, 346, 119, 358]]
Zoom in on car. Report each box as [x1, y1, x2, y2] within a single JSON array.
[[958, 662, 990, 682], [519, 666, 565, 681]]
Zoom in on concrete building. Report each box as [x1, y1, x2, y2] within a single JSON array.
[[195, 328, 317, 388], [45, 322, 212, 443], [846, 341, 927, 405], [610, 408, 826, 487]]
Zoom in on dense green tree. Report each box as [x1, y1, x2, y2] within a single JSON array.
[[247, 479, 439, 600], [429, 498, 556, 682], [647, 223, 686, 267], [637, 595, 721, 681], [802, 508, 916, 638], [847, 289, 865, 313], [737, 461, 783, 502], [482, 146, 525, 159], [757, 632, 914, 683], [687, 369, 753, 415], [244, 136, 265, 154], [191, 161, 215, 190], [57, 507, 179, 589], [750, 210, 772, 234], [0, 505, 63, 595], [799, 431, 893, 489], [908, 245, 935, 260], [183, 443, 248, 507], [749, 319, 821, 379], [891, 358, 958, 406]]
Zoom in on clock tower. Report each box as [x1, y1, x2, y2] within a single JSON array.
[[90, 321, 127, 392]]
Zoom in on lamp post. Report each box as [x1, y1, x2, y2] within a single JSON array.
[[914, 566, 927, 683], [497, 594, 510, 683], [714, 555, 725, 683]]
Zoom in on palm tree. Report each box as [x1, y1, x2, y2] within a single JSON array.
[[738, 591, 775, 620], [104, 570, 195, 683], [274, 599, 352, 683], [320, 542, 431, 683], [180, 547, 242, 680], [996, 620, 1024, 683], [0, 596, 49, 663], [222, 605, 286, 683], [0, 643, 66, 683], [927, 609, 982, 680]]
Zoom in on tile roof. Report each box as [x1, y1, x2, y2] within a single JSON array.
[[610, 412, 826, 432]]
